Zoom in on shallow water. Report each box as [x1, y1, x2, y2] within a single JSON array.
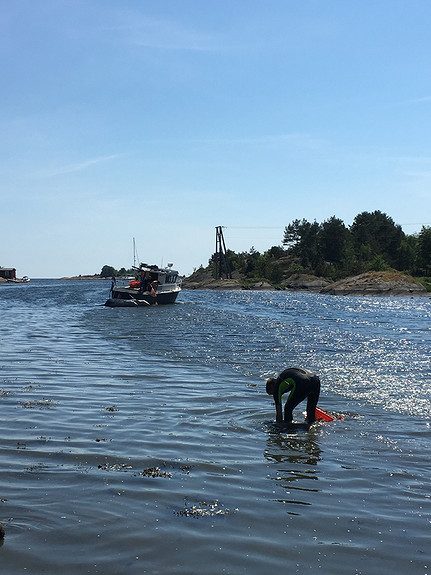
[[0, 280, 430, 574]]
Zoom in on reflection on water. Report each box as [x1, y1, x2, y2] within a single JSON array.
[[264, 423, 322, 514]]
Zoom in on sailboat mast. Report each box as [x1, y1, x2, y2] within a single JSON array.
[[133, 237, 136, 268]]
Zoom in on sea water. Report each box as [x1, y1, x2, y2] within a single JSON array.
[[0, 280, 430, 574]]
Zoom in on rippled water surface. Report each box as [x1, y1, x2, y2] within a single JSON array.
[[1, 280, 430, 574]]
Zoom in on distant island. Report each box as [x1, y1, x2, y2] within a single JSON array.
[[60, 274, 107, 280], [182, 211, 430, 296]]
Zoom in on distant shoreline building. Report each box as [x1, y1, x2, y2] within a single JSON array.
[[0, 267, 16, 280]]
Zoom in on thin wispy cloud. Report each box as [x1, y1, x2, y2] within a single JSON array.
[[212, 133, 327, 150], [112, 16, 331, 55], [135, 133, 328, 150], [108, 15, 222, 53], [408, 96, 431, 105], [36, 154, 123, 178], [399, 169, 431, 181]]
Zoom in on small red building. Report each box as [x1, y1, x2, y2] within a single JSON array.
[[0, 268, 17, 280]]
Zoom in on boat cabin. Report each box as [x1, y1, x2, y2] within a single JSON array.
[[136, 264, 179, 289]]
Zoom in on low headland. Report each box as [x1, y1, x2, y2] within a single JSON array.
[[60, 274, 105, 280], [182, 268, 429, 297]]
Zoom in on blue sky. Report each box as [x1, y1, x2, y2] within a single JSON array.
[[1, 0, 431, 278]]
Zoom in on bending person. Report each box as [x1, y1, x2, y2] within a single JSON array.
[[266, 367, 320, 424]]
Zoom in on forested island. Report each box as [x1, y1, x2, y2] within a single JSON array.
[[184, 211, 431, 295]]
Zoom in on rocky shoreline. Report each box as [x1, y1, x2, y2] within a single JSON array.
[[182, 270, 428, 297], [57, 270, 429, 297], [0, 277, 29, 284], [320, 271, 427, 296]]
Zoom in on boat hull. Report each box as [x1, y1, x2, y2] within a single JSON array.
[[105, 287, 180, 307], [104, 298, 138, 307]]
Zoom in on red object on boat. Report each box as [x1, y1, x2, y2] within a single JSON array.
[[315, 406, 337, 421]]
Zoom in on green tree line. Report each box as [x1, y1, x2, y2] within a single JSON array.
[[209, 211, 431, 284], [100, 265, 134, 278]]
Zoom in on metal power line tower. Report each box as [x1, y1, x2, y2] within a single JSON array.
[[215, 226, 232, 279]]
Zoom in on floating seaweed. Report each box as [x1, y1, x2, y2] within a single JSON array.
[[25, 463, 47, 472], [21, 399, 55, 409], [176, 500, 234, 518], [98, 463, 133, 472], [95, 460, 191, 478], [135, 466, 173, 478]]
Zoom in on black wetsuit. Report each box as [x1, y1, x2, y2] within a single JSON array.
[[271, 367, 320, 423]]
